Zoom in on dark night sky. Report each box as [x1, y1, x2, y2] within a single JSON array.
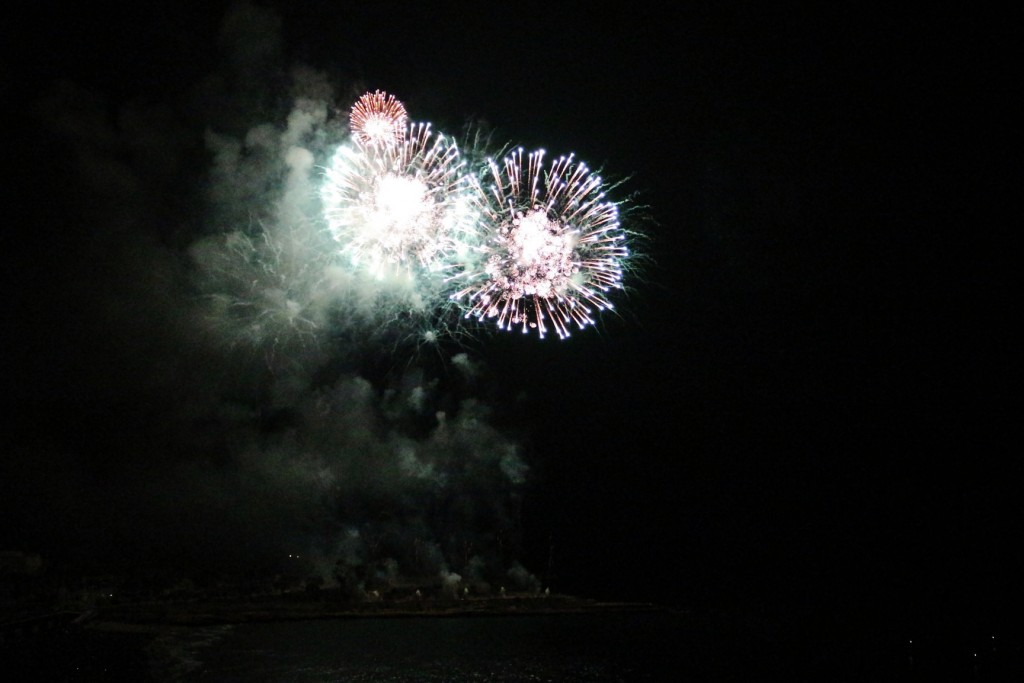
[[3, 1, 1017, 634]]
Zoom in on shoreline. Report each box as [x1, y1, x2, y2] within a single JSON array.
[[86, 594, 670, 629]]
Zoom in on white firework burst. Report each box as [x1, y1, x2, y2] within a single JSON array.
[[450, 148, 628, 339], [321, 122, 479, 291], [190, 220, 339, 370]]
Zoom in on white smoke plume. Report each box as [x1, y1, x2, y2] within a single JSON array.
[[10, 1, 536, 594]]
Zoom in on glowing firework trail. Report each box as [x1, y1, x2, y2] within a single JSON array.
[[321, 122, 478, 286], [349, 90, 408, 147], [451, 149, 628, 339]]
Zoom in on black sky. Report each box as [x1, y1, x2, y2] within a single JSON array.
[[4, 1, 1017, 635]]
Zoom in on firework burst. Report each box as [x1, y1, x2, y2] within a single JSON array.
[[190, 220, 340, 372], [450, 149, 628, 339], [349, 90, 408, 147], [321, 122, 479, 291]]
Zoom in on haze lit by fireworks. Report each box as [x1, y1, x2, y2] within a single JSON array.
[[450, 149, 628, 339], [319, 92, 632, 341], [349, 90, 408, 147]]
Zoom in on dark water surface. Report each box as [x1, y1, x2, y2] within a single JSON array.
[[153, 612, 692, 681], [146, 611, 1022, 682], [4, 610, 1021, 680]]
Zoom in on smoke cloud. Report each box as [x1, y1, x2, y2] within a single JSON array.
[[7, 1, 537, 594]]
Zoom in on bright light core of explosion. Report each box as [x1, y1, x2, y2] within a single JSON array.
[[319, 92, 632, 340], [501, 210, 577, 298]]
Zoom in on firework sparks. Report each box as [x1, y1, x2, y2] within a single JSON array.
[[321, 121, 478, 288], [450, 149, 628, 339], [349, 90, 408, 148], [321, 91, 634, 343]]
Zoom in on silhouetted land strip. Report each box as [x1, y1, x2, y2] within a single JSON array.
[[90, 593, 667, 628]]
